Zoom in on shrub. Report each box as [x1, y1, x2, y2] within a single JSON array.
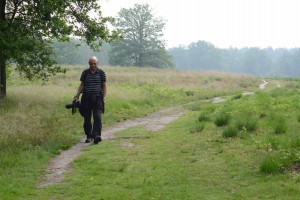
[[222, 126, 238, 138], [190, 123, 205, 133], [203, 104, 217, 113], [265, 136, 287, 150], [231, 94, 242, 100], [214, 113, 230, 127], [274, 121, 288, 134], [235, 116, 258, 132], [268, 114, 287, 135], [260, 149, 297, 174], [260, 153, 281, 174], [297, 115, 300, 123], [185, 90, 194, 96], [198, 114, 211, 122], [291, 135, 300, 148]]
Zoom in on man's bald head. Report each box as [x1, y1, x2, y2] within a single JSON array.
[[89, 56, 98, 64], [88, 56, 99, 72]]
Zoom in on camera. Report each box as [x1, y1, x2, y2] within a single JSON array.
[[66, 99, 80, 115]]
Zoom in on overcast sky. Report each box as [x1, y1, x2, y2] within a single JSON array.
[[99, 0, 300, 49]]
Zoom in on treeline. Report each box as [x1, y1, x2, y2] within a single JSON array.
[[169, 40, 300, 77], [53, 39, 300, 77], [52, 38, 110, 66]]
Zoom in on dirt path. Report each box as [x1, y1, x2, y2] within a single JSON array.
[[259, 80, 269, 89], [38, 106, 186, 187], [39, 80, 270, 187]]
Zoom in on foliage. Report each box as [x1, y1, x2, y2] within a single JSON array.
[[214, 113, 231, 127], [195, 82, 300, 175], [231, 93, 242, 100], [274, 120, 288, 135], [259, 153, 282, 174], [109, 4, 174, 68], [1, 67, 299, 199], [234, 115, 258, 132], [34, 99, 300, 199], [0, 0, 120, 96], [169, 40, 300, 77], [222, 126, 238, 138], [52, 38, 111, 66], [198, 113, 211, 122], [190, 123, 205, 133]]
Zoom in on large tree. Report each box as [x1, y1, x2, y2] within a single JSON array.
[[0, 0, 119, 97], [109, 4, 174, 68]]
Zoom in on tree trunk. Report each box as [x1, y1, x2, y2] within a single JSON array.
[[0, 0, 6, 98], [0, 57, 6, 98]]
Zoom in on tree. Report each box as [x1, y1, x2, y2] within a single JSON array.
[[241, 48, 272, 76], [52, 38, 111, 66], [109, 4, 174, 68], [187, 41, 222, 70], [0, 0, 120, 97], [168, 46, 188, 70]]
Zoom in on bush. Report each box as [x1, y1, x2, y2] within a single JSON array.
[[265, 136, 288, 150], [260, 153, 282, 174], [235, 116, 258, 132], [222, 126, 238, 138], [214, 113, 231, 127], [269, 115, 288, 135], [198, 114, 211, 122], [190, 123, 205, 133], [291, 135, 300, 148], [274, 121, 288, 134], [260, 149, 297, 174], [231, 94, 242, 100]]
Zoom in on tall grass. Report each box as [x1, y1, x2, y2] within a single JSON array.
[[222, 126, 238, 138], [0, 66, 262, 199], [234, 115, 258, 132], [195, 84, 300, 175], [2, 66, 300, 198], [214, 113, 231, 127]]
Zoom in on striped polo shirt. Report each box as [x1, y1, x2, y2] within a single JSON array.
[[80, 68, 106, 95]]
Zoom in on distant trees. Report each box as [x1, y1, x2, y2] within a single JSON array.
[[52, 38, 111, 66], [0, 0, 119, 97], [169, 41, 300, 77], [109, 4, 174, 68]]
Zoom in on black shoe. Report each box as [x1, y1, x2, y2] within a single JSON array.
[[94, 136, 102, 144], [85, 138, 93, 143]]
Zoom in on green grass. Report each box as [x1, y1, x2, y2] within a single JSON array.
[[223, 126, 238, 138], [1, 66, 300, 199], [234, 115, 258, 132], [214, 112, 231, 127], [260, 152, 283, 174], [198, 113, 211, 122], [32, 111, 300, 199]]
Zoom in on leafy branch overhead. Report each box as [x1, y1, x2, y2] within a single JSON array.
[[0, 0, 120, 95], [109, 4, 174, 68]]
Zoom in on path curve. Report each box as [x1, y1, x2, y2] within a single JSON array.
[[39, 80, 271, 187], [38, 107, 185, 187], [259, 80, 269, 89]]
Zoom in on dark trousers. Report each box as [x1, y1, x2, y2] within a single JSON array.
[[81, 93, 103, 138]]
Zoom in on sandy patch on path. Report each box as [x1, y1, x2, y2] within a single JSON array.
[[259, 80, 269, 89]]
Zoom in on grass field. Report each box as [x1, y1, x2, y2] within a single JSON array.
[[0, 66, 299, 199]]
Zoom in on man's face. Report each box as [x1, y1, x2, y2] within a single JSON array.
[[89, 59, 98, 71]]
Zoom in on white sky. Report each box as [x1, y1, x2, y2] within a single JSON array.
[[99, 0, 300, 49]]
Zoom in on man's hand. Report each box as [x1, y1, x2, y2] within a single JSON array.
[[74, 95, 79, 101]]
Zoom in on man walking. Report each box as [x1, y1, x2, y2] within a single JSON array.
[[74, 56, 106, 144]]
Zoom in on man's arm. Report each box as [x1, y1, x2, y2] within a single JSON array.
[[75, 81, 84, 100], [102, 82, 106, 98]]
